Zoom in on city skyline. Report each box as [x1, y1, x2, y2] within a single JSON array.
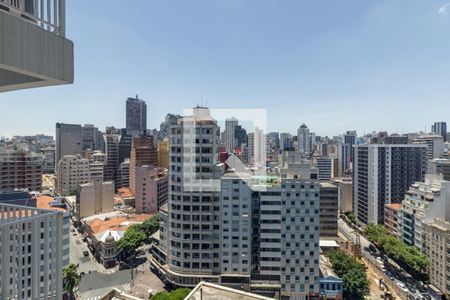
[[2, 0, 450, 137]]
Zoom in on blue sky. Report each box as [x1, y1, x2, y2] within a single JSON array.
[[2, 0, 450, 138]]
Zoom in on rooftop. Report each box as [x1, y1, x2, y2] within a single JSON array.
[[37, 195, 67, 212], [86, 213, 152, 235], [186, 282, 274, 300], [385, 203, 402, 210]]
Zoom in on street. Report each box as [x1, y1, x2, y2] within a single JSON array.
[[338, 218, 430, 300]]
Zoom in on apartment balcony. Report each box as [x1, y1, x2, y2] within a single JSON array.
[[0, 0, 73, 92]]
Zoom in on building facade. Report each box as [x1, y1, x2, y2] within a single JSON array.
[[55, 123, 82, 165], [135, 166, 168, 214], [0, 204, 64, 300], [126, 96, 147, 135], [353, 144, 427, 224], [0, 149, 43, 192], [76, 180, 115, 220], [384, 203, 401, 237], [56, 154, 90, 196]]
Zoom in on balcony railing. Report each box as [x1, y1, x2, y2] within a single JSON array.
[[0, 0, 65, 36]]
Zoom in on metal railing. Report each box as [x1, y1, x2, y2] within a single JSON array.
[[0, 0, 65, 36]]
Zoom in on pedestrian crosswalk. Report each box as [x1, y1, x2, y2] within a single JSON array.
[[80, 283, 132, 300]]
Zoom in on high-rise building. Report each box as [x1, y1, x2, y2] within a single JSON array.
[[398, 174, 450, 249], [432, 122, 447, 142], [41, 147, 56, 174], [0, 149, 43, 192], [235, 125, 248, 149], [428, 158, 450, 181], [126, 96, 147, 135], [297, 124, 311, 154], [343, 131, 357, 162], [280, 133, 293, 151], [134, 166, 168, 214], [224, 117, 238, 153], [0, 203, 64, 299], [319, 182, 339, 238], [166, 107, 222, 283], [103, 128, 121, 185], [81, 124, 100, 151], [157, 139, 169, 169], [412, 134, 444, 159], [158, 114, 180, 140], [55, 154, 90, 195], [118, 129, 132, 164], [55, 122, 82, 165], [353, 144, 427, 224], [336, 143, 351, 177], [129, 135, 158, 194], [280, 168, 320, 298], [118, 159, 130, 189], [315, 156, 333, 181], [247, 127, 266, 168]]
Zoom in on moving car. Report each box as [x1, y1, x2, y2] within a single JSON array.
[[83, 250, 89, 257]]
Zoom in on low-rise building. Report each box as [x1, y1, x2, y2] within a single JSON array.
[[319, 255, 344, 300], [384, 203, 401, 237], [81, 212, 152, 268]]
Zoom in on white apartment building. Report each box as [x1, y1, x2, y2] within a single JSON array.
[[412, 134, 444, 160], [0, 203, 64, 300], [247, 127, 267, 168], [56, 154, 90, 195], [315, 156, 333, 181], [76, 180, 115, 220], [165, 107, 222, 286], [399, 174, 450, 250]]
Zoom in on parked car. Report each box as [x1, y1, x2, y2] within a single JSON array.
[[396, 281, 409, 293]]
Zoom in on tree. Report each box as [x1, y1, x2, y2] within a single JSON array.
[[137, 213, 160, 240], [327, 250, 370, 299], [364, 223, 429, 281], [118, 224, 146, 257], [150, 288, 191, 300], [347, 212, 356, 225], [63, 264, 82, 300]]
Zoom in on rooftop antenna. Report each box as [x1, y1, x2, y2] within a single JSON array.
[[136, 94, 139, 99]]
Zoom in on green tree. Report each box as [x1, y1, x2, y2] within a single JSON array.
[[137, 213, 160, 239], [347, 212, 356, 225], [63, 264, 82, 300], [150, 288, 191, 300], [328, 250, 370, 300], [364, 223, 429, 280], [118, 224, 146, 256]]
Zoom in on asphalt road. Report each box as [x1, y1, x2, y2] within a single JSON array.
[[69, 224, 97, 274], [78, 269, 133, 300], [338, 219, 429, 300]]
